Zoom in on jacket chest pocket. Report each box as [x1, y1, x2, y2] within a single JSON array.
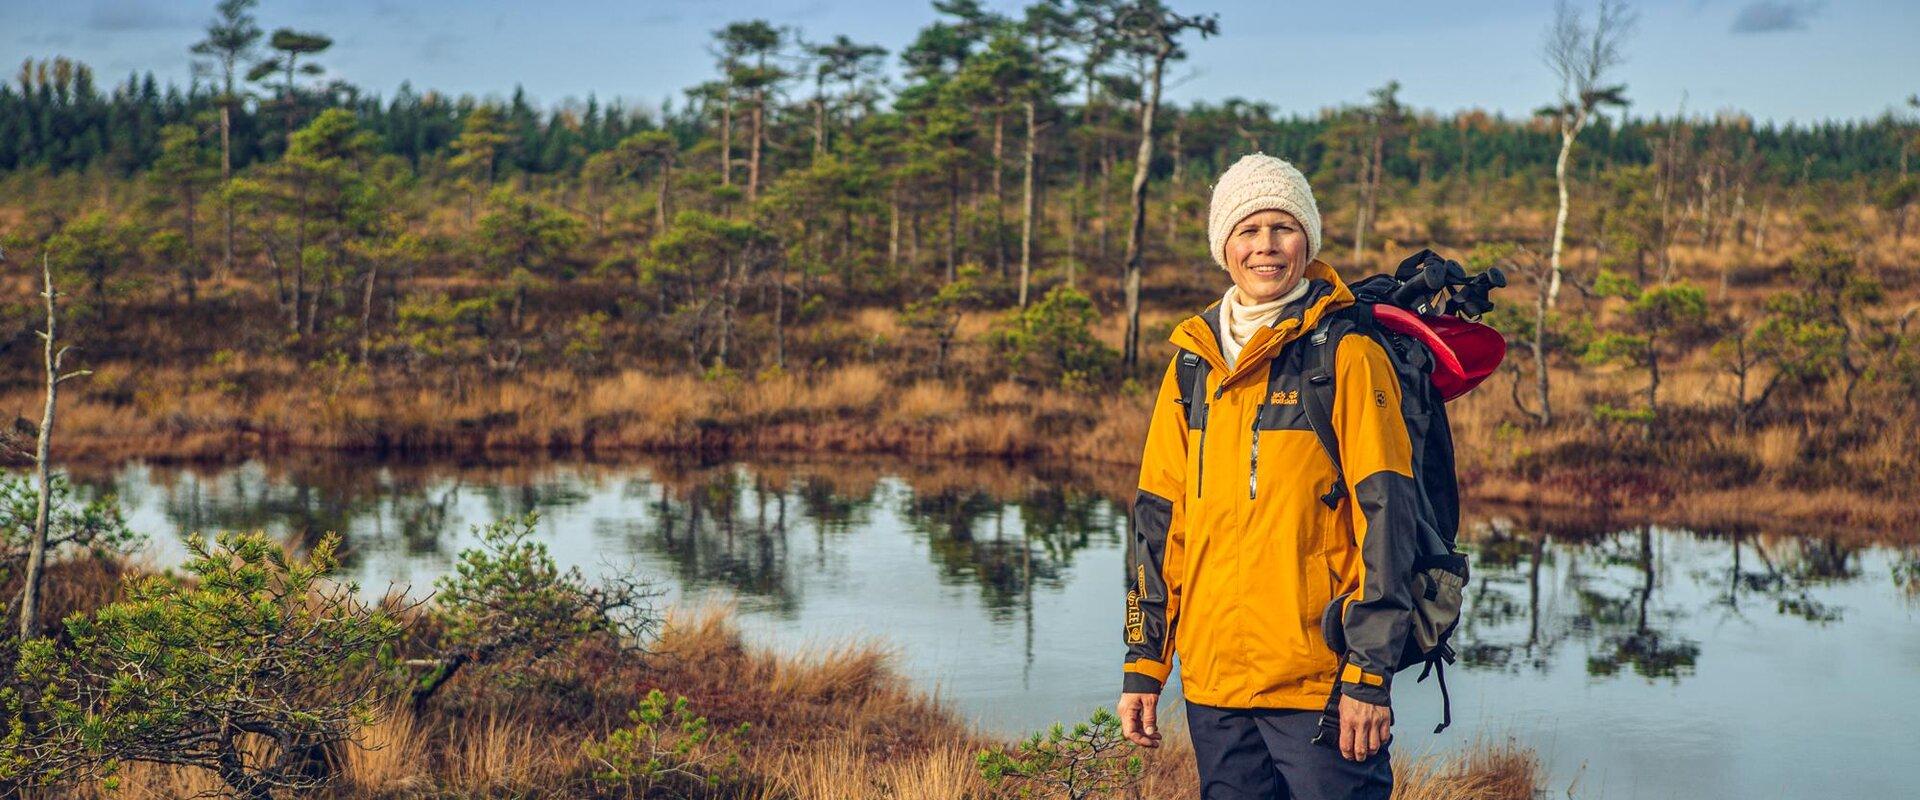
[[1247, 361, 1316, 501]]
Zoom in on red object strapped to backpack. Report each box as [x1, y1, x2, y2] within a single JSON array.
[[1369, 304, 1507, 402]]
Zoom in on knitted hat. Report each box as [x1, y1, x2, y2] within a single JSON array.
[[1206, 152, 1322, 269]]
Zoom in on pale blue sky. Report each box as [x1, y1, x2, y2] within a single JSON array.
[[5, 0, 1916, 125]]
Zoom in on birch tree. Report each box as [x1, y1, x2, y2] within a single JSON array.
[[1538, 0, 1634, 308]]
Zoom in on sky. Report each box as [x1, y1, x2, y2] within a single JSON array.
[[4, 0, 1917, 126]]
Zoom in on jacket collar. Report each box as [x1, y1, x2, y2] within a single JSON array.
[[1170, 258, 1354, 390]]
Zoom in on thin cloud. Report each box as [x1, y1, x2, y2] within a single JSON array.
[[19, 31, 78, 47], [87, 0, 188, 32], [1731, 1, 1822, 34]]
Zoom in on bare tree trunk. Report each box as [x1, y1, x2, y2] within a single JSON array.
[[748, 95, 763, 202], [1533, 273, 1553, 426], [992, 111, 1007, 278], [19, 255, 90, 640], [717, 254, 734, 369], [1020, 100, 1038, 308], [1354, 125, 1383, 270], [888, 190, 900, 270], [721, 93, 733, 188], [222, 103, 234, 277], [946, 165, 958, 284], [359, 261, 377, 364], [774, 252, 786, 370], [1546, 112, 1584, 308], [1123, 49, 1169, 370], [184, 182, 200, 305]]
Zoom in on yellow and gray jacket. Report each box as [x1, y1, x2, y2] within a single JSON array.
[[1122, 259, 1418, 708]]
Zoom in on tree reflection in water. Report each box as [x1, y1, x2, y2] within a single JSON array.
[[620, 464, 1116, 624], [1454, 513, 1886, 684], [641, 467, 800, 613]]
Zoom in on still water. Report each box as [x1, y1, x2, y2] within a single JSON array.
[[62, 456, 1920, 799]]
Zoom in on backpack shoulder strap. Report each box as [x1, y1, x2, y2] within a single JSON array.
[[1173, 349, 1210, 429], [1301, 307, 1367, 509]]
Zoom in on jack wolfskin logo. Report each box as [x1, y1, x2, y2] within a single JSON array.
[[1374, 389, 1388, 407], [1125, 564, 1146, 643], [1269, 390, 1299, 405]]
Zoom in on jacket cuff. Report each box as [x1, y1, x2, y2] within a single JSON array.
[[1123, 658, 1170, 694], [1339, 661, 1391, 707]]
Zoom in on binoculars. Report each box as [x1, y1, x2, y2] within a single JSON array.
[[1388, 249, 1506, 320]]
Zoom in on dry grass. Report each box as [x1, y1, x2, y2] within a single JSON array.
[[338, 701, 432, 796], [443, 710, 571, 796], [1392, 737, 1540, 800]]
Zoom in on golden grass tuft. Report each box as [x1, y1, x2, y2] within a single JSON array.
[[1392, 737, 1541, 800], [339, 701, 432, 795], [445, 711, 570, 796]]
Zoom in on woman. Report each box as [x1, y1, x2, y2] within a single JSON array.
[[1115, 153, 1419, 800]]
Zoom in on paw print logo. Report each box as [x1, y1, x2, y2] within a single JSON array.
[[1373, 389, 1388, 407]]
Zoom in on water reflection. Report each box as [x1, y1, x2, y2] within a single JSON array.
[[1451, 516, 1889, 681], [29, 456, 1920, 799]]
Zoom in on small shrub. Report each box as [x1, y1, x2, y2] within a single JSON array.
[[976, 707, 1143, 800], [4, 531, 403, 799], [580, 688, 749, 796], [985, 285, 1119, 392], [411, 511, 663, 713]]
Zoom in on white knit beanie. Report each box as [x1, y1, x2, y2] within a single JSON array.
[[1207, 152, 1322, 269]]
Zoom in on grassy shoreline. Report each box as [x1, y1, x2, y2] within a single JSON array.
[[13, 555, 1539, 799]]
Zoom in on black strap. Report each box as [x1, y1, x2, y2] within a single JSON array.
[[1301, 313, 1350, 509], [1309, 653, 1348, 749], [1175, 350, 1209, 429], [1416, 645, 1456, 734]]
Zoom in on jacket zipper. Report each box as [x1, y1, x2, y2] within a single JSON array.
[[1249, 405, 1264, 499]]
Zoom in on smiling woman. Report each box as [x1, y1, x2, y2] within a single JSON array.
[[1119, 152, 1417, 799]]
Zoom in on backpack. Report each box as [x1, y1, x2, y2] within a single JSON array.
[[1174, 249, 1505, 735]]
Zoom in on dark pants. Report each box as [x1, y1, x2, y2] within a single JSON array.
[[1184, 701, 1392, 800]]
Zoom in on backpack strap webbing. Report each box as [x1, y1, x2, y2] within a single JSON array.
[[1302, 306, 1371, 509], [1174, 350, 1209, 429]]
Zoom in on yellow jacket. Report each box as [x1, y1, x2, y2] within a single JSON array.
[[1122, 259, 1419, 709]]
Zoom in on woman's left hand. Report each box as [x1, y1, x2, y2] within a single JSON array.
[[1338, 694, 1392, 762]]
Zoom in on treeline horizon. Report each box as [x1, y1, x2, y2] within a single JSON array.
[[3, 22, 1914, 183]]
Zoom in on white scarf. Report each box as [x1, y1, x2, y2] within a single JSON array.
[[1218, 279, 1310, 370]]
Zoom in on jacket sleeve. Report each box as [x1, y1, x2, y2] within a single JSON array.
[[1123, 355, 1189, 694], [1330, 333, 1419, 706]]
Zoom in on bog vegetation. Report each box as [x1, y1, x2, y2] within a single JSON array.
[[0, 0, 1914, 792], [0, 472, 1543, 798], [3, 0, 1918, 536]]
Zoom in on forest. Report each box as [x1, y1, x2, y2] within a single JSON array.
[[0, 0, 1917, 794]]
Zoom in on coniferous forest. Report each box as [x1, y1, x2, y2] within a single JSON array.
[[2, 0, 1919, 797]]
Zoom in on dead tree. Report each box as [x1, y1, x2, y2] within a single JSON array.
[[1111, 0, 1218, 369], [17, 251, 93, 640], [1539, 0, 1635, 308]]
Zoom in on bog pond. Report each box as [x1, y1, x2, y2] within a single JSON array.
[[55, 456, 1920, 799]]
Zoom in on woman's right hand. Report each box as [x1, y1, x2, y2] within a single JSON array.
[[1117, 691, 1162, 747]]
